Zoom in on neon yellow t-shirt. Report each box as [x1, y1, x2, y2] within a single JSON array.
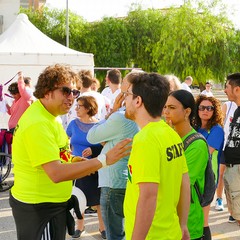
[[124, 120, 188, 240], [11, 100, 72, 203]]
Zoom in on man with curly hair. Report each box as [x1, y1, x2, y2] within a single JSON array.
[[9, 64, 131, 240]]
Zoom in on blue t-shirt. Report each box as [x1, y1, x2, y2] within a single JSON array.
[[66, 119, 101, 158], [198, 124, 224, 182]]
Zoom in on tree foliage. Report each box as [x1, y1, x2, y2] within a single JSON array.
[[88, 17, 132, 68], [20, 7, 87, 49], [152, 3, 236, 83], [126, 7, 164, 72], [19, 1, 240, 84]]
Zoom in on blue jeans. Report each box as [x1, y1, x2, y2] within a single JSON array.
[[100, 187, 126, 240]]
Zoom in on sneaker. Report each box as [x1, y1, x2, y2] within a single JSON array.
[[228, 216, 236, 223], [84, 207, 97, 215], [215, 198, 224, 211], [99, 229, 107, 239], [71, 228, 85, 239]]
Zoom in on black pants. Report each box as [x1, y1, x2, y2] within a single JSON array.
[[9, 192, 68, 240]]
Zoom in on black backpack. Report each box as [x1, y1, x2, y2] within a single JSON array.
[[183, 132, 216, 207]]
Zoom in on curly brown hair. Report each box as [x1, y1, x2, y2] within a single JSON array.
[[193, 95, 223, 130], [34, 64, 79, 99]]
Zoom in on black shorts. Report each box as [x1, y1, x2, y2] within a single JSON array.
[[75, 172, 100, 206], [9, 192, 68, 240]]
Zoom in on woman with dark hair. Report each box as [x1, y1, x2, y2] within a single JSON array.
[[164, 89, 208, 240], [66, 95, 106, 239], [193, 95, 224, 240]]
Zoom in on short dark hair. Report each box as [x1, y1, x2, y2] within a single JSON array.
[[77, 96, 98, 117], [34, 64, 79, 99], [106, 69, 122, 84], [227, 72, 240, 87], [8, 82, 19, 95], [127, 72, 170, 117], [78, 70, 93, 88], [24, 77, 31, 85]]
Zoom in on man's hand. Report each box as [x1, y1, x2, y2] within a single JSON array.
[[112, 92, 125, 112], [181, 225, 190, 240], [18, 71, 23, 80], [106, 138, 132, 165], [105, 92, 125, 119], [71, 156, 86, 162]]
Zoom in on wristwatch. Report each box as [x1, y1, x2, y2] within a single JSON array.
[[97, 154, 107, 168]]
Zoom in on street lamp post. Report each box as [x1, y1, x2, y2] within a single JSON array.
[[66, 0, 69, 47]]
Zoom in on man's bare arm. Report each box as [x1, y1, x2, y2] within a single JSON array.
[[177, 173, 190, 240], [131, 182, 158, 240], [42, 138, 132, 183]]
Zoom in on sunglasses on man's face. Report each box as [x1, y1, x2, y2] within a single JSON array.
[[198, 105, 214, 112], [56, 86, 80, 98]]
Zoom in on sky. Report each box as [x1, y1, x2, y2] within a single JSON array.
[[46, 0, 240, 28]]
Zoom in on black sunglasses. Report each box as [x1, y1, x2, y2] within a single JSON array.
[[198, 105, 214, 112], [56, 86, 80, 98]]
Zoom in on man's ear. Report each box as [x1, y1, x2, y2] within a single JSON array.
[[135, 95, 143, 107], [234, 86, 240, 96], [44, 91, 51, 100]]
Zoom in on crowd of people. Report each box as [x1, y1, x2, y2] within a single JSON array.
[[2, 64, 240, 240]]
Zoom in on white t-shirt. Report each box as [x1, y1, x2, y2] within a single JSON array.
[[223, 101, 237, 148], [200, 90, 213, 97], [101, 87, 121, 110], [181, 82, 192, 92]]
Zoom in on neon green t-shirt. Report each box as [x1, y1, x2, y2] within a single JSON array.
[[182, 129, 208, 239], [124, 120, 188, 240], [11, 100, 72, 203]]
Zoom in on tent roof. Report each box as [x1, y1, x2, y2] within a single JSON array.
[[0, 13, 92, 57]]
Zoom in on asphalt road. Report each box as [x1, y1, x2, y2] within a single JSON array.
[[1, 189, 240, 240]]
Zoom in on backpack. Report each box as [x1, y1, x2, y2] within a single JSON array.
[[183, 132, 216, 207]]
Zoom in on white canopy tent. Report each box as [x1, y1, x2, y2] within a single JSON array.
[[0, 13, 94, 128], [0, 13, 94, 85]]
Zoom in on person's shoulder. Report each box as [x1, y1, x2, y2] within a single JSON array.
[[101, 87, 110, 95], [211, 124, 223, 132], [91, 91, 105, 99], [109, 111, 134, 125]]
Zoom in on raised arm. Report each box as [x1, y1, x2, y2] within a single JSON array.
[[87, 111, 126, 144], [17, 72, 32, 101]]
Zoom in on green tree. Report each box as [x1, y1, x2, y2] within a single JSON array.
[[126, 7, 164, 72], [151, 3, 236, 83], [19, 2, 240, 85], [20, 7, 87, 50], [84, 17, 132, 80], [89, 17, 132, 67]]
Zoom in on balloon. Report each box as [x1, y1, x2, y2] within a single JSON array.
[[71, 186, 87, 214]]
